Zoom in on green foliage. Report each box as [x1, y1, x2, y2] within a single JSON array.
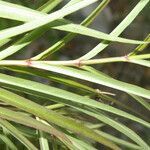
[[0, 0, 149, 149]]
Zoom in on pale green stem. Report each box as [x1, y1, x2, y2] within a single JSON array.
[[0, 54, 149, 67]]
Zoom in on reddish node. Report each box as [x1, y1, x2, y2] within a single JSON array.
[[124, 55, 130, 61], [75, 60, 82, 67], [25, 59, 32, 66]]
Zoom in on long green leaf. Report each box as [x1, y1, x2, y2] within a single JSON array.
[[44, 19, 147, 44], [24, 63, 150, 99], [0, 134, 17, 150], [0, 0, 45, 22], [129, 59, 150, 68], [0, 0, 99, 60], [0, 0, 109, 60], [0, 73, 149, 128], [37, 0, 62, 13], [0, 0, 146, 54], [129, 94, 150, 111], [33, 0, 110, 60], [0, 87, 120, 150], [0, 107, 74, 145], [79, 0, 149, 60], [0, 118, 38, 150], [68, 135, 97, 150], [1, 19, 147, 60], [0, 39, 11, 47], [0, 0, 62, 59], [76, 107, 149, 149], [4, 66, 148, 121], [0, 0, 97, 42], [129, 34, 150, 56], [36, 118, 50, 150], [95, 130, 141, 150]]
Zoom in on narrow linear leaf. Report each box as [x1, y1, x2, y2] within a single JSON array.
[[75, 108, 149, 149], [36, 117, 50, 150], [0, 73, 149, 128], [0, 0, 63, 59], [129, 94, 150, 111], [33, 0, 110, 60], [0, 118, 38, 150], [0, 0, 146, 53], [0, 39, 11, 47], [95, 130, 141, 150], [0, 0, 98, 42], [0, 87, 120, 150], [29, 63, 150, 99], [37, 0, 62, 13], [0, 107, 71, 147], [0, 0, 45, 22], [130, 34, 150, 56], [4, 66, 147, 121], [129, 59, 150, 68], [68, 135, 97, 150], [49, 20, 147, 44], [79, 0, 149, 60], [0, 134, 17, 150], [0, 0, 99, 60]]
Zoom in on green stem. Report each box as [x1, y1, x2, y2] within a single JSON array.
[[0, 54, 149, 67]]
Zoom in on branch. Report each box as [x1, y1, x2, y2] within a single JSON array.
[[0, 54, 149, 67]]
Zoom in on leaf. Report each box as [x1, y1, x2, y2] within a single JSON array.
[[129, 59, 150, 68], [0, 118, 38, 150], [37, 0, 62, 13], [95, 130, 141, 150], [49, 19, 147, 44], [129, 94, 150, 111], [0, 39, 11, 47], [75, 107, 149, 149], [0, 87, 120, 150], [0, 73, 149, 128], [0, 0, 100, 60], [25, 63, 150, 99], [79, 0, 149, 60], [0, 134, 18, 150], [0, 107, 72, 148], [4, 66, 148, 121], [0, 0, 147, 56], [0, 0, 63, 59], [0, 0, 45, 22], [36, 118, 50, 150], [130, 34, 150, 56], [68, 136, 97, 150], [33, 0, 110, 60], [0, 0, 98, 42]]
